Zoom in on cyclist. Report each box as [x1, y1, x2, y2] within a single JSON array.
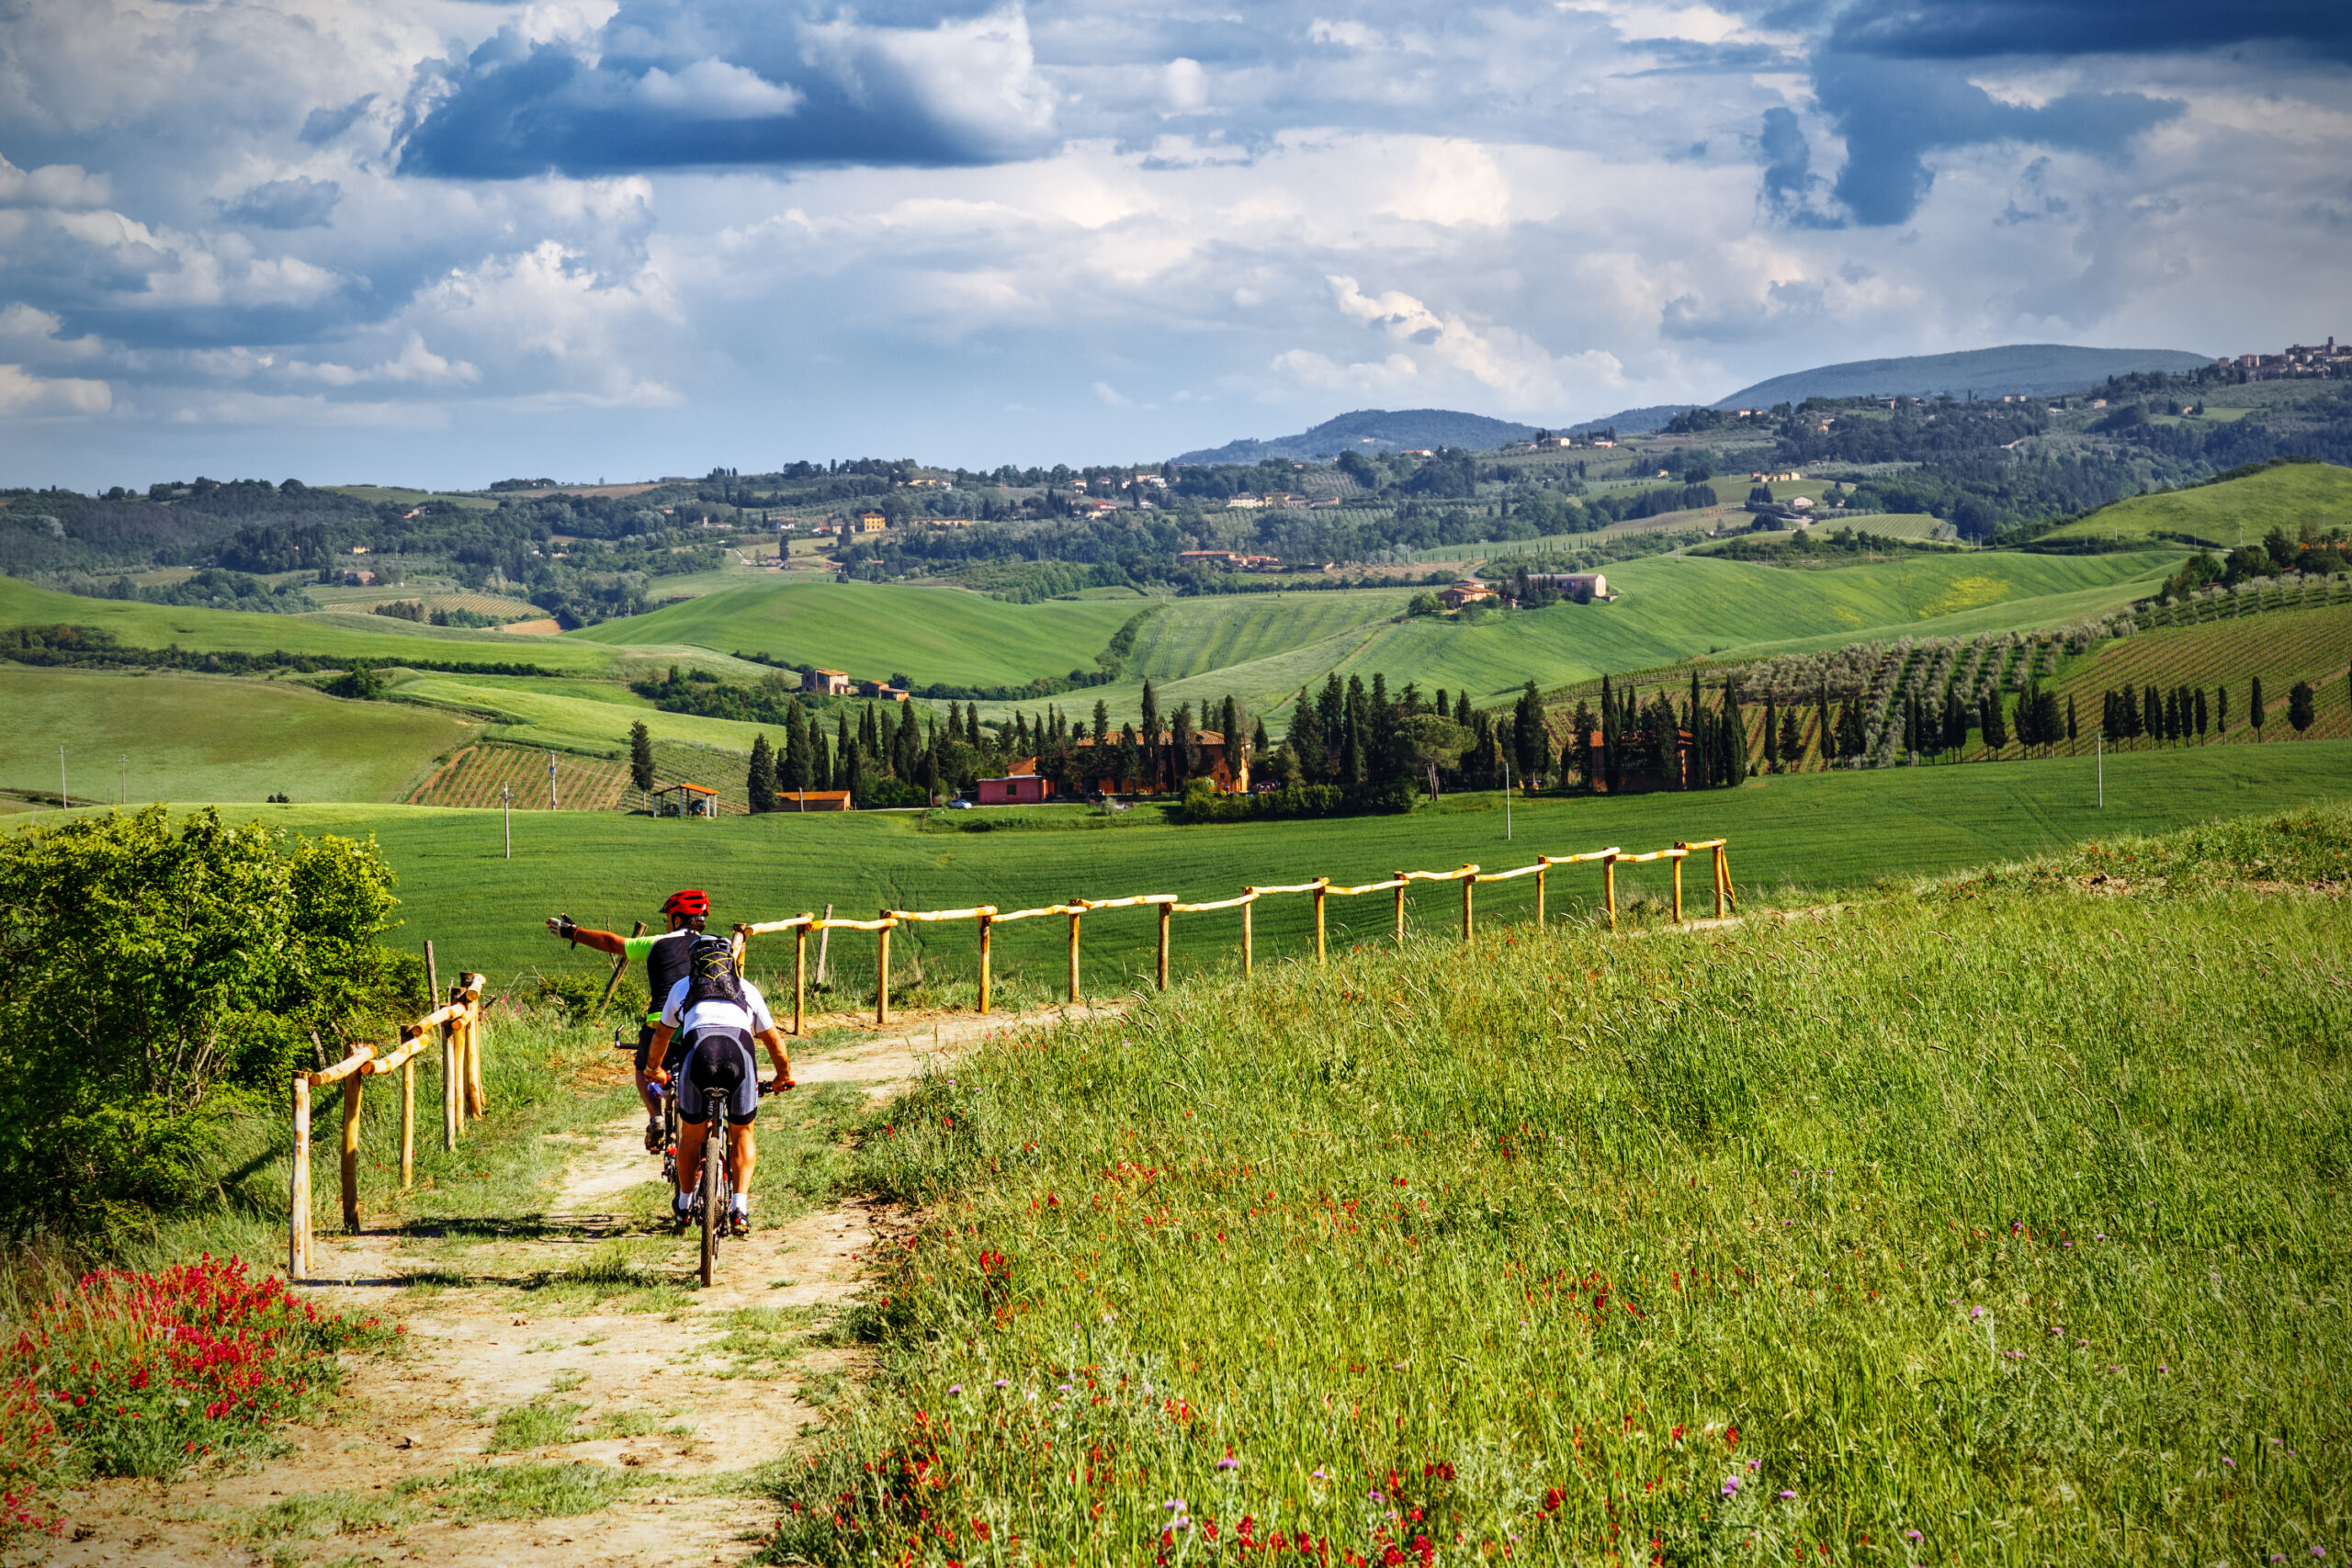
[[548, 890, 709, 1153], [649, 932, 796, 1237]]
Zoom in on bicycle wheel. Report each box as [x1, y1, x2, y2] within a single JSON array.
[[698, 1128, 723, 1286]]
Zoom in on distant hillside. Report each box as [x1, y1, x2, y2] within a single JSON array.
[[1174, 409, 1540, 464], [1567, 404, 1701, 436], [1716, 344, 2211, 409], [2027, 459, 2352, 550]]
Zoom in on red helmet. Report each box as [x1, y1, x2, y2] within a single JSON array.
[[661, 889, 710, 919]]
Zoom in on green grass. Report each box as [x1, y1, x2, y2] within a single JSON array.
[[569, 578, 1137, 688], [2033, 460, 2352, 548], [391, 671, 787, 753], [775, 805, 2352, 1566], [0, 666, 477, 805], [93, 738, 2352, 997], [0, 576, 621, 671]]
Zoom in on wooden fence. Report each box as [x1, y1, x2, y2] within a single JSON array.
[[733, 838, 1734, 1028], [289, 971, 486, 1280]]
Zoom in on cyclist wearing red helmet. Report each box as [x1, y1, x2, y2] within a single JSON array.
[[548, 890, 710, 1152]]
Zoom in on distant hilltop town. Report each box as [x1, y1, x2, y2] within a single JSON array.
[[2217, 336, 2349, 380]]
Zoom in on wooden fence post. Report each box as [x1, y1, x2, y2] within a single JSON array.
[[1603, 852, 1618, 931], [464, 998, 487, 1118], [876, 917, 892, 1026], [1156, 900, 1170, 991], [1068, 904, 1083, 1003], [598, 919, 646, 1009], [289, 1075, 311, 1280], [1716, 844, 1734, 916], [1240, 895, 1254, 977], [977, 911, 994, 1014], [1671, 851, 1685, 923], [793, 923, 808, 1034], [1461, 871, 1474, 941], [1393, 874, 1407, 945], [424, 939, 438, 1015], [1313, 880, 1328, 964], [1535, 864, 1546, 927], [441, 998, 459, 1150], [399, 1024, 417, 1189], [341, 1067, 366, 1234]]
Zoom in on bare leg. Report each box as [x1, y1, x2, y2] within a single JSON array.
[[728, 1122, 756, 1209], [634, 1065, 662, 1120], [675, 1119, 709, 1197]]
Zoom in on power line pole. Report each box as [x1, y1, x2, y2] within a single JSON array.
[[547, 751, 558, 810], [502, 785, 514, 858], [1502, 759, 1512, 840], [2096, 732, 2103, 809]]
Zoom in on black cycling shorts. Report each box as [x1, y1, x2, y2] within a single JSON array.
[[675, 1028, 759, 1127], [634, 1022, 656, 1075]]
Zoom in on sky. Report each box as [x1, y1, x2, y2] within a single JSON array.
[[0, 0, 2347, 491]]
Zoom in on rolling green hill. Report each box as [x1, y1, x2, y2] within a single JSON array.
[[2030, 460, 2352, 548], [0, 667, 476, 806], [0, 576, 621, 672], [569, 578, 1137, 688]]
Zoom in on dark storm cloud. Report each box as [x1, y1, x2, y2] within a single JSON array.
[[1829, 0, 2352, 62], [397, 0, 1056, 179], [1805, 54, 2182, 224]]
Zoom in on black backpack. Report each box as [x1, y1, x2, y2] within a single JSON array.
[[681, 934, 746, 1012]]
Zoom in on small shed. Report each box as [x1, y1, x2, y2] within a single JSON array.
[[976, 775, 1053, 806], [652, 782, 720, 818], [776, 790, 852, 811]]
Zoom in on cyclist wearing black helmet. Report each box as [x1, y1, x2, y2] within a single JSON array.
[[548, 889, 710, 1152]]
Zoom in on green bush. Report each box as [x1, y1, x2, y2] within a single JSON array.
[[1181, 779, 1419, 824], [0, 807, 416, 1235]]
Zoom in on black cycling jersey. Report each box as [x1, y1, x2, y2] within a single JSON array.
[[629, 928, 699, 1024]]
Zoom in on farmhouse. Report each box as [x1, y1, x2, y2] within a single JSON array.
[[1179, 549, 1244, 568], [849, 511, 888, 533], [1522, 572, 1611, 603], [808, 668, 854, 695], [1440, 580, 1497, 610], [976, 774, 1054, 806]]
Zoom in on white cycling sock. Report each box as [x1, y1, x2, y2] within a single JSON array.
[[673, 1190, 695, 1213], [730, 1191, 749, 1216]]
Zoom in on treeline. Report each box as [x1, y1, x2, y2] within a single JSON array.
[[0, 623, 556, 679]]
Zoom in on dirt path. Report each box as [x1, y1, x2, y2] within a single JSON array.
[[39, 1001, 1123, 1568]]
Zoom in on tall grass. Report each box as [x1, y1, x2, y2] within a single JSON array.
[[771, 808, 2352, 1565]]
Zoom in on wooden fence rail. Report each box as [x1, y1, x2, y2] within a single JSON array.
[[731, 839, 1733, 1022], [290, 972, 484, 1281]]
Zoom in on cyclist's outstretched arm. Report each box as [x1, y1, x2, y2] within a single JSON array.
[[757, 1026, 795, 1090], [547, 916, 627, 957]]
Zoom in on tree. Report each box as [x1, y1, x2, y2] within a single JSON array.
[[1942, 689, 1968, 756], [1722, 682, 1747, 786], [1600, 674, 1621, 792], [1512, 681, 1544, 784], [747, 734, 777, 813], [1979, 690, 2008, 751], [2216, 684, 2229, 733], [2251, 676, 2266, 738], [1140, 679, 1162, 790], [2067, 696, 2079, 747], [1760, 694, 1780, 772], [1223, 695, 1244, 783], [1781, 705, 1804, 771], [1318, 675, 1348, 784], [2288, 680, 2315, 734], [1284, 684, 1324, 781], [785, 698, 815, 795], [1252, 716, 1269, 757], [628, 720, 655, 807]]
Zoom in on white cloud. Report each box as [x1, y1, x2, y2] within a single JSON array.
[[0, 158, 110, 209], [1164, 58, 1207, 114], [632, 60, 805, 120], [1270, 347, 1419, 390], [0, 364, 110, 414], [1091, 379, 1132, 407]]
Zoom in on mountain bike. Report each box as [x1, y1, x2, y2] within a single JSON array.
[[694, 1082, 775, 1286]]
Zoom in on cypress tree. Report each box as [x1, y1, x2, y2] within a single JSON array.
[[1252, 716, 1269, 757], [2193, 687, 2208, 739], [835, 714, 854, 788], [2250, 675, 2266, 737], [785, 698, 815, 795], [1091, 698, 1108, 750], [628, 720, 655, 807], [1139, 679, 1161, 789], [1318, 675, 1348, 783], [747, 733, 777, 813], [2142, 683, 2160, 743], [1724, 682, 1747, 785], [1780, 705, 1804, 771], [2288, 680, 2315, 734], [1600, 674, 1620, 792], [2216, 684, 2229, 733], [1285, 684, 1323, 779], [2067, 695, 2079, 747], [1514, 680, 1544, 784], [1760, 694, 1780, 772], [1816, 683, 1833, 768], [1454, 690, 1473, 728]]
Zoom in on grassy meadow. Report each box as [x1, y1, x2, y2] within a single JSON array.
[[75, 737, 2352, 999], [0, 665, 479, 805], [2033, 461, 2352, 548], [787, 804, 2352, 1566]]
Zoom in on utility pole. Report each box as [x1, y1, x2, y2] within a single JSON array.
[[547, 751, 558, 809], [1502, 760, 1512, 841], [502, 785, 514, 857], [2096, 733, 2103, 809]]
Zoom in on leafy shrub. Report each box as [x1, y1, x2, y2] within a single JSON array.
[[1180, 779, 1419, 824], [0, 807, 417, 1234]]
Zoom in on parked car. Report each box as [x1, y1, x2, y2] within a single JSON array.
[[948, 797, 974, 809]]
